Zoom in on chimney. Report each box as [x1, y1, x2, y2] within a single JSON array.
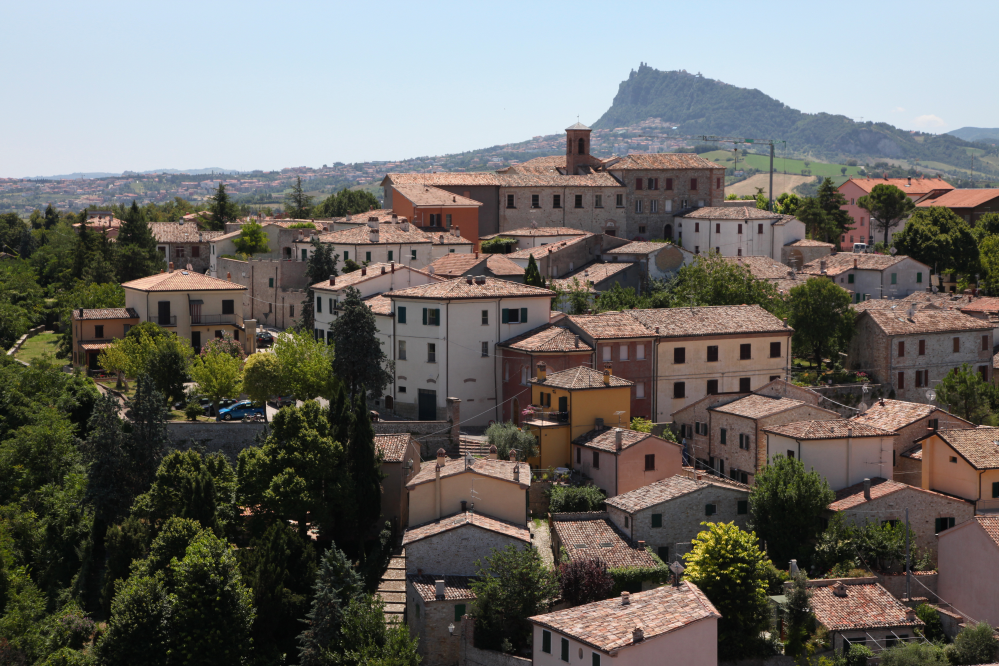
[[488, 445, 498, 459], [381, 266, 386, 275], [509, 449, 518, 461], [833, 583, 848, 597], [461, 499, 467, 512], [329, 275, 335, 286], [475, 251, 479, 259], [621, 592, 631, 606], [783, 317, 788, 327], [466, 276, 473, 285], [847, 426, 853, 438], [369, 230, 379, 243], [854, 257, 858, 268], [820, 260, 827, 273], [361, 267, 367, 276], [863, 478, 871, 501], [908, 177, 912, 186], [905, 608, 917, 622], [615, 428, 623, 451], [435, 579, 446, 600], [226, 272, 231, 281], [475, 276, 486, 285], [436, 448, 446, 469], [637, 540, 645, 548], [537, 361, 547, 382], [633, 627, 644, 643], [574, 335, 580, 348], [391, 263, 395, 273], [169, 262, 175, 272]]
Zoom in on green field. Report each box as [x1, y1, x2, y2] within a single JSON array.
[[15, 331, 60, 363], [699, 150, 865, 178]]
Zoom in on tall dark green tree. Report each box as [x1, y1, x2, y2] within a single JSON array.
[[328, 286, 393, 399], [285, 176, 314, 219], [80, 393, 132, 525], [131, 450, 237, 535], [115, 201, 162, 281], [893, 206, 979, 284], [43, 204, 60, 230], [311, 188, 380, 218], [936, 364, 994, 424], [122, 375, 168, 488], [300, 237, 340, 330], [298, 546, 364, 666], [346, 391, 383, 544], [857, 183, 916, 246], [207, 182, 239, 231], [524, 254, 545, 287], [788, 277, 855, 371]]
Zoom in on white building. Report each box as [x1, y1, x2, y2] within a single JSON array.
[[385, 277, 554, 425], [674, 206, 805, 261], [801, 253, 931, 303]]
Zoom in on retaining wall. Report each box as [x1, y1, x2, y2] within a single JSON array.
[[375, 421, 459, 459], [876, 571, 938, 603], [808, 383, 892, 417], [6, 325, 47, 356], [165, 421, 268, 461]]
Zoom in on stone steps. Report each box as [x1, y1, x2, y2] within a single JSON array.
[[377, 545, 407, 626]]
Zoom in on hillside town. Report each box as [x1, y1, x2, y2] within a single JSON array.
[[5, 116, 999, 666]]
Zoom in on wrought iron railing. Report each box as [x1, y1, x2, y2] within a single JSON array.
[[148, 315, 177, 326], [191, 313, 237, 325]]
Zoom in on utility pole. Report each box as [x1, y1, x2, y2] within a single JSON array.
[[698, 136, 781, 211]]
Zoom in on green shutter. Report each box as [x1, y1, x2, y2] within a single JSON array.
[[561, 637, 569, 662], [454, 604, 466, 621], [365, 251, 371, 262], [848, 274, 854, 284], [542, 631, 551, 653], [891, 272, 897, 284], [501, 308, 509, 323], [398, 306, 406, 324], [651, 513, 662, 528], [388, 250, 394, 261], [423, 308, 428, 325], [521, 307, 528, 323], [592, 652, 601, 666], [917, 272, 923, 283], [268, 277, 274, 288], [738, 500, 748, 515], [344, 251, 349, 261], [433, 309, 440, 326], [935, 518, 944, 533]]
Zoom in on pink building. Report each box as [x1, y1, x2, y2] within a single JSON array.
[[571, 427, 684, 498], [837, 177, 953, 248], [938, 516, 999, 627]]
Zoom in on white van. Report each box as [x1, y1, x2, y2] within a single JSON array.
[[852, 243, 868, 253]]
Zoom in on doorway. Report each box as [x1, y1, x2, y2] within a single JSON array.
[[418, 389, 437, 421], [664, 224, 673, 240]]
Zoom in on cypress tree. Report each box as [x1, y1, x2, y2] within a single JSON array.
[[524, 253, 545, 287], [207, 182, 239, 230], [116, 200, 162, 281], [298, 547, 364, 666], [124, 375, 168, 494], [348, 390, 383, 543]]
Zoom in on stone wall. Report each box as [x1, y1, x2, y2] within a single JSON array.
[[406, 525, 528, 577], [497, 185, 626, 237], [375, 398, 461, 458], [409, 590, 466, 666], [876, 571, 938, 603], [6, 325, 46, 356], [165, 421, 267, 461], [529, 479, 552, 518], [617, 166, 726, 239], [217, 257, 307, 330], [808, 383, 893, 417]]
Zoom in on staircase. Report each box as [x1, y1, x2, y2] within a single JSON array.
[[376, 546, 407, 626]]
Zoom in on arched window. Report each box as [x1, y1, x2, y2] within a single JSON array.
[[577, 137, 586, 154]]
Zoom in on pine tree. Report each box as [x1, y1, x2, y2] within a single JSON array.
[[80, 393, 131, 524], [124, 375, 168, 493], [298, 547, 364, 666], [328, 286, 393, 399], [524, 253, 545, 287], [116, 200, 162, 281], [347, 391, 384, 544], [207, 182, 239, 231], [285, 176, 314, 219], [300, 238, 339, 330]]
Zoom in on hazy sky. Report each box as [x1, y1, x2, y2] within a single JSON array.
[[3, 0, 995, 178]]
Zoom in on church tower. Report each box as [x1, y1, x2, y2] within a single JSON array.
[[565, 121, 592, 175]]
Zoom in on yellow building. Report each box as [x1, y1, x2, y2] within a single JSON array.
[[525, 363, 632, 469], [920, 428, 999, 513]]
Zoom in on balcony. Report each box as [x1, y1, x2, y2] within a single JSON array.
[[524, 408, 570, 425], [191, 313, 238, 325], [148, 315, 177, 326]]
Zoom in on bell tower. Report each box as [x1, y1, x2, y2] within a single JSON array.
[[565, 121, 592, 175]]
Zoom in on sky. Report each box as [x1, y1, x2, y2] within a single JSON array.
[[3, 0, 996, 178]]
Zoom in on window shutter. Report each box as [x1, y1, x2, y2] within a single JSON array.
[[455, 604, 466, 621], [993, 482, 999, 498], [423, 308, 428, 325], [520, 307, 528, 323], [720, 428, 727, 445], [501, 308, 509, 324], [398, 307, 406, 324], [542, 631, 551, 654], [935, 518, 944, 533], [651, 513, 662, 528], [434, 309, 441, 325]]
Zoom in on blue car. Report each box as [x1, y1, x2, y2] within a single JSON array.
[[217, 400, 265, 421]]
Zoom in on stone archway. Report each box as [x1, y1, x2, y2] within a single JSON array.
[[603, 220, 617, 237]]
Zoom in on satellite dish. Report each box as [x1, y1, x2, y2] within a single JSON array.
[[926, 390, 937, 402], [857, 401, 869, 414], [669, 561, 685, 575], [932, 285, 939, 293]]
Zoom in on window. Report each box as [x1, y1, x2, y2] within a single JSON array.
[[739, 377, 751, 392], [690, 178, 698, 191], [949, 456, 957, 463], [935, 517, 956, 532], [916, 370, 926, 388], [740, 343, 751, 360], [929, 418, 939, 430], [636, 382, 645, 398], [594, 195, 602, 208], [411, 249, 417, 261], [787, 449, 795, 459], [552, 194, 561, 209], [427, 343, 436, 363], [639, 226, 646, 234], [649, 178, 659, 190], [454, 603, 466, 621], [651, 513, 662, 528], [289, 304, 294, 317], [650, 199, 658, 213], [268, 277, 274, 288], [953, 337, 960, 353], [506, 194, 515, 208], [429, 213, 441, 226], [644, 453, 654, 470], [898, 341, 905, 357], [848, 273, 855, 284], [574, 194, 583, 209], [695, 246, 700, 254], [715, 223, 720, 234], [770, 341, 781, 358], [707, 379, 718, 395], [531, 194, 540, 208], [343, 251, 349, 262], [423, 308, 440, 326], [673, 382, 685, 398], [980, 365, 989, 381], [919, 339, 926, 355], [898, 371, 905, 389], [993, 481, 999, 498], [576, 447, 581, 464], [316, 296, 323, 314], [478, 341, 488, 357], [602, 346, 612, 362], [521, 366, 528, 384], [542, 630, 552, 654], [174, 247, 186, 258], [694, 222, 700, 233], [592, 451, 600, 469], [705, 503, 716, 516], [398, 306, 406, 324], [620, 344, 629, 361], [674, 347, 686, 364], [738, 500, 748, 515], [481, 310, 488, 325], [657, 545, 669, 561], [398, 340, 406, 360], [445, 213, 452, 227], [737, 248, 742, 256], [720, 428, 727, 445], [615, 193, 624, 207], [501, 308, 527, 324], [707, 345, 718, 362], [739, 433, 751, 450], [94, 324, 104, 338], [984, 335, 990, 351], [221, 299, 234, 315], [365, 251, 371, 262], [637, 344, 645, 360], [635, 200, 643, 214], [635, 178, 643, 190], [757, 223, 763, 234], [560, 637, 569, 662], [737, 224, 743, 235], [665, 177, 673, 190], [388, 250, 394, 262], [891, 272, 897, 285]]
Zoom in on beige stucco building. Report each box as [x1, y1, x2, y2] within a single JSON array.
[[571, 427, 684, 498], [919, 428, 999, 513], [937, 516, 999, 627], [375, 434, 421, 530]]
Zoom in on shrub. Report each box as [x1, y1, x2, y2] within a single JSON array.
[[947, 622, 999, 664], [548, 485, 605, 513], [915, 603, 946, 643], [879, 641, 948, 665], [184, 401, 204, 421], [557, 558, 613, 607], [485, 421, 538, 461], [630, 417, 653, 433], [845, 643, 873, 666]]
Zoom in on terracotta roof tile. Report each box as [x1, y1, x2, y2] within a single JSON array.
[[917, 189, 999, 209], [80, 342, 116, 351], [384, 172, 507, 187], [391, 184, 483, 207], [627, 305, 790, 338], [572, 428, 673, 454], [933, 428, 999, 469], [362, 294, 393, 315], [844, 177, 953, 196], [973, 516, 999, 547], [552, 515, 660, 569], [810, 582, 922, 631], [310, 224, 472, 247], [501, 171, 622, 188], [786, 239, 835, 247], [710, 395, 806, 419], [901, 445, 922, 461], [407, 574, 477, 602], [678, 206, 782, 220], [401, 511, 530, 546], [604, 241, 670, 255], [607, 153, 723, 170], [148, 223, 223, 244], [605, 475, 744, 513], [386, 277, 552, 301], [496, 323, 592, 353], [994, 351, 999, 369], [568, 312, 657, 339], [801, 252, 913, 277], [72, 307, 139, 321], [860, 308, 992, 336], [310, 263, 441, 292], [850, 399, 968, 432], [426, 253, 524, 278], [961, 297, 999, 313], [483, 227, 590, 239], [507, 235, 590, 259], [529, 582, 719, 653], [375, 433, 413, 463], [405, 456, 530, 489], [550, 262, 636, 291], [122, 271, 246, 292], [723, 256, 797, 281], [531, 366, 633, 390], [829, 476, 966, 511], [763, 420, 896, 439]]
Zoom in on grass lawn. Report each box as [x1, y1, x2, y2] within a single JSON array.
[[699, 150, 864, 179], [15, 331, 60, 363], [95, 380, 136, 399]]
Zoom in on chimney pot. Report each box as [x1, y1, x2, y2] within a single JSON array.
[[833, 583, 848, 597], [615, 427, 623, 451], [488, 445, 498, 459], [633, 626, 644, 643], [621, 591, 631, 606], [863, 478, 871, 501], [226, 272, 231, 281], [509, 449, 518, 461], [638, 540, 645, 548], [361, 267, 366, 276], [537, 361, 547, 381], [330, 275, 335, 285], [381, 266, 386, 275], [436, 448, 446, 468], [475, 251, 479, 259], [574, 334, 580, 348], [169, 262, 175, 272], [466, 276, 473, 285], [513, 464, 521, 481]]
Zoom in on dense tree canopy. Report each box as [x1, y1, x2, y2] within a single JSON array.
[[893, 206, 978, 281]]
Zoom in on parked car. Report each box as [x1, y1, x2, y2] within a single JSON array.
[[217, 400, 265, 421], [268, 394, 295, 408], [176, 396, 238, 416], [256, 331, 275, 347]]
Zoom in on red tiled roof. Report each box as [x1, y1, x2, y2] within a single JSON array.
[[310, 263, 441, 292], [763, 420, 896, 439], [311, 224, 472, 247], [482, 227, 590, 239], [148, 223, 223, 244], [362, 294, 393, 315], [385, 277, 552, 301], [553, 515, 660, 569], [916, 189, 999, 209], [810, 582, 923, 632], [425, 253, 525, 278], [80, 342, 115, 351], [384, 172, 506, 187], [931, 428, 999, 470], [375, 434, 413, 463], [401, 511, 530, 546], [850, 399, 969, 432], [829, 476, 966, 512], [801, 252, 913, 277], [72, 307, 139, 321], [628, 305, 790, 338], [550, 262, 636, 291], [724, 256, 796, 281], [786, 239, 835, 247], [607, 153, 723, 170], [122, 271, 246, 292], [569, 312, 657, 339], [860, 308, 992, 336], [603, 241, 670, 255], [405, 456, 530, 489], [392, 184, 483, 207], [973, 515, 999, 548], [407, 574, 477, 602], [573, 428, 679, 455], [507, 235, 590, 259], [678, 206, 782, 220], [710, 395, 807, 420], [961, 297, 999, 313], [496, 323, 593, 353], [529, 582, 719, 653], [843, 177, 953, 197], [531, 365, 633, 390], [605, 475, 745, 513]]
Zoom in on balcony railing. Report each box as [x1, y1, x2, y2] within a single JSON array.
[[191, 313, 237, 325], [148, 315, 177, 326], [977, 498, 999, 513], [525, 408, 569, 424]]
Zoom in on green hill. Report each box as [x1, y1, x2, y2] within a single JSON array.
[[948, 127, 999, 143], [593, 65, 979, 168]]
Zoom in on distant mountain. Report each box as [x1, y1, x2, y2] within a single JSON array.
[[593, 64, 979, 167], [948, 127, 999, 143], [32, 167, 236, 180]]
